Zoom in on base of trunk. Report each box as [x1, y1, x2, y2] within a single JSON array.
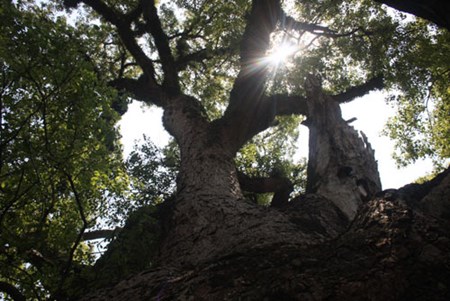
[[157, 192, 348, 267], [78, 168, 450, 301]]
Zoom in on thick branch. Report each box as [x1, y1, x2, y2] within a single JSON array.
[[281, 10, 373, 38], [270, 94, 309, 116], [141, 0, 180, 92], [237, 172, 293, 208], [66, 0, 119, 23], [109, 76, 166, 106], [230, 0, 281, 97], [67, 0, 160, 91], [219, 0, 282, 151], [215, 94, 307, 146], [123, 2, 143, 24], [331, 75, 384, 103], [282, 12, 335, 35]]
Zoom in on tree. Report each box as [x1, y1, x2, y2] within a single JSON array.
[[0, 1, 129, 298], [374, 0, 450, 31], [1, 0, 449, 300]]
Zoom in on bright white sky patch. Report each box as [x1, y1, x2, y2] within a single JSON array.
[[118, 101, 170, 157], [120, 93, 434, 189], [266, 43, 298, 65]]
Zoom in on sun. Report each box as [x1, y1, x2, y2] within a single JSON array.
[[266, 43, 297, 65]]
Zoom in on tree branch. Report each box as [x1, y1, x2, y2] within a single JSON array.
[[235, 75, 382, 139], [282, 12, 336, 36], [281, 10, 373, 38], [141, 0, 180, 92], [331, 75, 384, 103], [238, 171, 293, 208], [175, 47, 233, 71], [270, 94, 309, 116], [374, 0, 450, 31], [219, 0, 282, 151], [0, 282, 26, 301], [230, 0, 281, 98], [109, 75, 166, 106], [66, 0, 160, 93], [56, 173, 88, 297], [123, 1, 143, 24]]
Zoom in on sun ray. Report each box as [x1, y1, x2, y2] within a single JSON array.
[[266, 42, 297, 66]]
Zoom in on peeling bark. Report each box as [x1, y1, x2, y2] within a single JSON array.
[[304, 75, 381, 220]]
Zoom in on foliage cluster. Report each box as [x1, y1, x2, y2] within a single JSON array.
[[0, 1, 128, 297]]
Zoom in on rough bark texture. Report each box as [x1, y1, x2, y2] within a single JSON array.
[[75, 73, 448, 300], [304, 75, 381, 220], [79, 168, 450, 301], [152, 72, 384, 267], [76, 76, 449, 299]]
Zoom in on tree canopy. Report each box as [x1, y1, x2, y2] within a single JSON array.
[[0, 0, 449, 300]]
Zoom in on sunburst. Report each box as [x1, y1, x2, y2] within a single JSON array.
[[266, 43, 297, 66]]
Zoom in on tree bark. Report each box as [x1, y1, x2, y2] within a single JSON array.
[[78, 167, 450, 301], [61, 1, 450, 300], [303, 75, 381, 220], [153, 73, 384, 267]]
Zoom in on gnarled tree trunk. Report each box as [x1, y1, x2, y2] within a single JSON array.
[[80, 73, 449, 299], [58, 0, 450, 300], [304, 75, 381, 220], [79, 168, 450, 301]]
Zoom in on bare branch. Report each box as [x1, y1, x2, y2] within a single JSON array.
[[270, 94, 309, 116], [332, 75, 384, 103], [68, 0, 160, 90], [238, 171, 293, 208], [109, 76, 166, 106], [56, 173, 88, 297]]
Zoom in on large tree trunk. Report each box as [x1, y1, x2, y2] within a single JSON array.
[[304, 75, 381, 220], [152, 76, 382, 267], [77, 80, 450, 301], [79, 167, 450, 301], [60, 1, 450, 299], [155, 94, 326, 267]]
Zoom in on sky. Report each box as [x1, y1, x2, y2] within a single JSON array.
[[118, 90, 435, 190]]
